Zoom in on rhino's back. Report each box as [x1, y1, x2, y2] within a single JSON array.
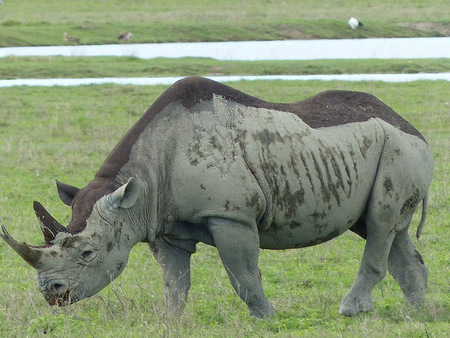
[[96, 76, 426, 181], [155, 76, 423, 137]]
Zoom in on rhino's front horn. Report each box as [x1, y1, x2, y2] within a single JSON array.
[[0, 226, 45, 269], [33, 201, 67, 245]]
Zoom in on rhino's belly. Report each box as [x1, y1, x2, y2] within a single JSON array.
[[258, 209, 362, 249]]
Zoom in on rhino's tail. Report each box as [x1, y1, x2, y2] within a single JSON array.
[[416, 193, 429, 240]]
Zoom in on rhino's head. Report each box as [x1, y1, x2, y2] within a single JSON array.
[[1, 178, 141, 306]]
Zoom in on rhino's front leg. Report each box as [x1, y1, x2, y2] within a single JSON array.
[[207, 217, 276, 318], [149, 237, 194, 316]]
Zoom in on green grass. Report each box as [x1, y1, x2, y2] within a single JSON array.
[[0, 0, 449, 336], [0, 80, 448, 336], [1, 56, 449, 79], [0, 0, 448, 46]]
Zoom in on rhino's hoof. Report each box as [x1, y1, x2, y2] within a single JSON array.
[[339, 304, 359, 317], [339, 298, 373, 316], [249, 302, 276, 318]]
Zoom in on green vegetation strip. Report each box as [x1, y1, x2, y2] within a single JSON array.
[[1, 57, 449, 79], [0, 0, 448, 46], [1, 21, 446, 47], [0, 80, 448, 336]]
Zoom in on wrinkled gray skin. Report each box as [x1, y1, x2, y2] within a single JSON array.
[[1, 77, 433, 318]]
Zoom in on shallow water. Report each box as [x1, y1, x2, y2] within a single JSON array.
[[1, 37, 449, 60], [1, 73, 449, 88]]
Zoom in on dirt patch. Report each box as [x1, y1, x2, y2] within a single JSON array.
[[398, 22, 450, 36]]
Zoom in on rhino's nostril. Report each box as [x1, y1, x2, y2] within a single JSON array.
[[51, 281, 68, 294]]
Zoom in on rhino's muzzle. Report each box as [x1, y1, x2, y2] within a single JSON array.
[[40, 279, 78, 306]]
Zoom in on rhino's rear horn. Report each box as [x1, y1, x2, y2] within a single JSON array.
[[33, 201, 67, 245]]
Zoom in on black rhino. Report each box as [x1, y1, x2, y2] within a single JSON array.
[[1, 77, 433, 317]]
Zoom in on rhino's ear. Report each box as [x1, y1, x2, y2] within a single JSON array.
[[102, 178, 140, 214], [56, 180, 80, 206], [113, 178, 140, 208]]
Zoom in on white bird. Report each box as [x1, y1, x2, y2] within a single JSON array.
[[348, 17, 363, 29], [118, 31, 133, 41]]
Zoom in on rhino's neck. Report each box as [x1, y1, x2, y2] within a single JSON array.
[[67, 177, 115, 235], [115, 167, 158, 244], [93, 204, 147, 251], [67, 175, 152, 244]]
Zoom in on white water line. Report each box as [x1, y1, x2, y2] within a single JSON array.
[[1, 37, 449, 60], [1, 73, 449, 88]]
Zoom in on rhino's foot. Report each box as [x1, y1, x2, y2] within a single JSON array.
[[338, 294, 373, 317], [249, 301, 276, 318], [405, 291, 426, 308]]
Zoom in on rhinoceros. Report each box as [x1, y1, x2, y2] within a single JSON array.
[[1, 76, 433, 318]]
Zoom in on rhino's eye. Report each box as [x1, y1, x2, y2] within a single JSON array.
[[81, 250, 96, 262]]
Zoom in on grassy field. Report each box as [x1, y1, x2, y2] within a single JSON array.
[[0, 0, 449, 46], [0, 80, 449, 336], [1, 57, 449, 79], [0, 0, 449, 336]]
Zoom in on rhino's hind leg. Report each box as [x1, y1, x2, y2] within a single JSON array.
[[388, 228, 428, 306], [339, 193, 401, 317], [207, 217, 276, 318], [339, 224, 395, 316]]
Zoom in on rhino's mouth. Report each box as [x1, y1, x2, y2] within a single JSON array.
[[48, 295, 69, 306], [44, 289, 78, 306]]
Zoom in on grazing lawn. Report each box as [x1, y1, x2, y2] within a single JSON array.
[[0, 0, 448, 336], [0, 80, 448, 336]]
